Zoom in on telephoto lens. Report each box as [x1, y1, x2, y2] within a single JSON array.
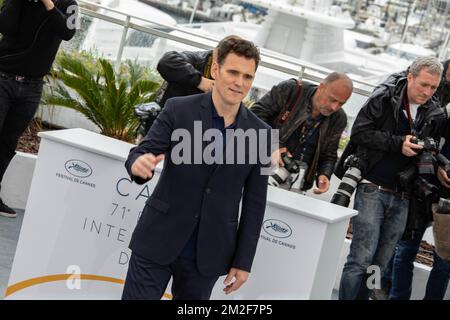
[[413, 137, 438, 175], [268, 153, 301, 187], [417, 151, 435, 175], [268, 167, 290, 187], [331, 167, 362, 207], [331, 154, 366, 207], [290, 161, 308, 191]]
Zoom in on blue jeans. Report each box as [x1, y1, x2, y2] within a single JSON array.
[[0, 75, 43, 189], [389, 236, 422, 300], [339, 184, 409, 300], [425, 251, 450, 300], [389, 234, 450, 300]]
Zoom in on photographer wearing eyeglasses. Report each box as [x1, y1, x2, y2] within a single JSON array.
[[371, 59, 450, 300], [337, 56, 447, 300], [0, 0, 78, 218]]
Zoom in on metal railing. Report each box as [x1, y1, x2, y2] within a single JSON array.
[[77, 0, 376, 96]]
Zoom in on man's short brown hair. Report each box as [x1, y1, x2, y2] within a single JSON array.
[[216, 35, 260, 70]]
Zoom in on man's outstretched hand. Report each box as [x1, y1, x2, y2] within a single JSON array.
[[131, 153, 165, 180]]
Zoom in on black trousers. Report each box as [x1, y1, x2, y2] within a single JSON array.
[[122, 252, 219, 300], [0, 75, 43, 189]]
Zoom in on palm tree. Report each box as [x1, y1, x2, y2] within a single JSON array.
[[43, 52, 161, 142]]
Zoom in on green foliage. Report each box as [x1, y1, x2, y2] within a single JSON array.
[[43, 52, 162, 142], [339, 136, 350, 151]]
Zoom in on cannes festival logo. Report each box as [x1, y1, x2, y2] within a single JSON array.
[[263, 219, 292, 238], [65, 160, 93, 178]]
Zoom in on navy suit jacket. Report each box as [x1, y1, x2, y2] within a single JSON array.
[[125, 92, 271, 276]]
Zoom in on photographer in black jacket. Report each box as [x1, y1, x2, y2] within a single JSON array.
[[251, 73, 352, 193], [0, 0, 77, 218], [156, 48, 215, 109], [337, 56, 446, 300], [373, 59, 450, 300]]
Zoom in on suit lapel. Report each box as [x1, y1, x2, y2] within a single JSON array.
[[199, 92, 213, 131]]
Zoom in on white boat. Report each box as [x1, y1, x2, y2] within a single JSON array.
[[383, 42, 437, 61], [81, 0, 177, 60], [80, 0, 437, 91], [166, 0, 420, 84]]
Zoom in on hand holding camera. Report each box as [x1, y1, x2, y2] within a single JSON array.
[[268, 151, 308, 191], [402, 134, 422, 157], [271, 147, 291, 167]]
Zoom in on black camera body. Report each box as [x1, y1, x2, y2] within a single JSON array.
[[282, 153, 302, 175], [134, 102, 162, 139], [331, 154, 367, 207], [398, 136, 450, 202], [398, 136, 441, 198], [268, 153, 308, 191], [412, 137, 439, 175]]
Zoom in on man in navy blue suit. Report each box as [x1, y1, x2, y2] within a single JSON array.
[[122, 36, 271, 300]]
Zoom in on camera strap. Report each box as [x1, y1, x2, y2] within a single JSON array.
[[403, 94, 415, 135], [292, 115, 323, 161], [404, 94, 426, 137], [276, 79, 303, 125], [203, 53, 213, 79]]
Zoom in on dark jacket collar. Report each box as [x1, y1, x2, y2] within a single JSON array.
[[200, 92, 249, 130]]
